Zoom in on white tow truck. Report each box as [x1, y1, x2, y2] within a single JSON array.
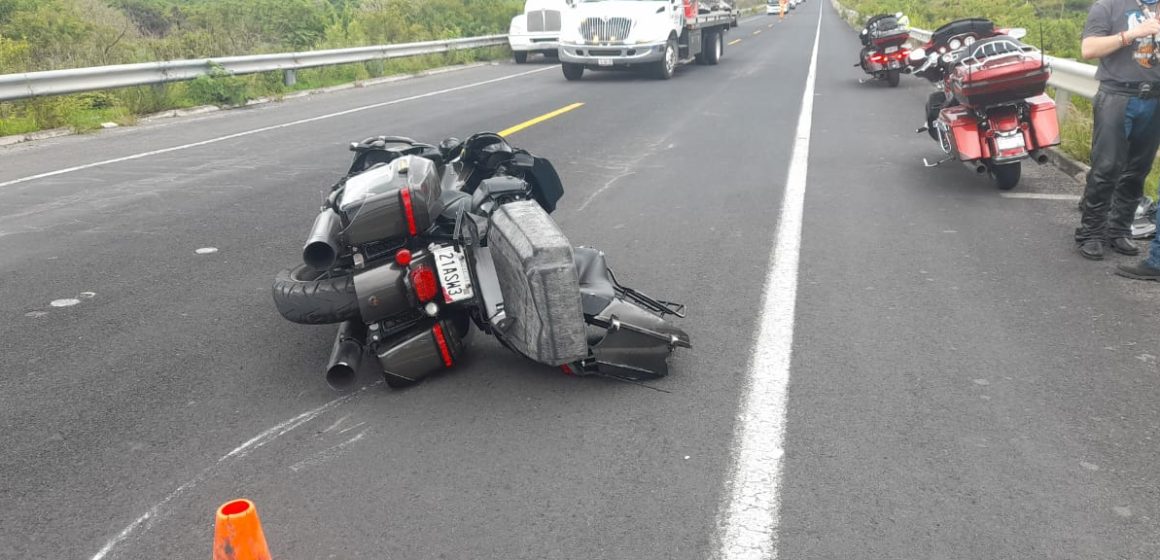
[[557, 0, 737, 80], [508, 0, 569, 64]]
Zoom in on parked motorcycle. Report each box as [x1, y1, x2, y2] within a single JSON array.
[[856, 13, 910, 87], [272, 133, 690, 389], [909, 18, 1061, 190]]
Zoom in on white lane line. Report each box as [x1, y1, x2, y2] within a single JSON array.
[[716, 5, 823, 560], [1, 66, 556, 189], [89, 382, 381, 560], [999, 192, 1081, 201]]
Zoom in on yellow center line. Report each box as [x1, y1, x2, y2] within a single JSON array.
[[752, 29, 762, 35], [499, 102, 585, 137], [728, 38, 743, 46]]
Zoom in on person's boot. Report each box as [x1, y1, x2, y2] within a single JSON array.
[[1115, 260, 1160, 281], [1077, 239, 1107, 260], [1110, 237, 1141, 255]]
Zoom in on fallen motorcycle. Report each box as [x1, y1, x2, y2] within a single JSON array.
[[856, 12, 910, 87], [272, 133, 690, 389], [909, 18, 1061, 190]]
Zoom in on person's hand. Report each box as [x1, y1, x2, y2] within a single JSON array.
[[1129, 19, 1160, 41]]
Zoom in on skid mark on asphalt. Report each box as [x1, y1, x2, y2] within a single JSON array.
[[1, 67, 557, 189], [288, 429, 370, 473], [574, 140, 671, 212], [89, 382, 381, 560]]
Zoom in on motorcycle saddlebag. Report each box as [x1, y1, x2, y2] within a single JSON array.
[[939, 105, 986, 161], [1026, 93, 1062, 149], [486, 200, 588, 366], [376, 318, 466, 384], [337, 155, 444, 245], [949, 53, 1048, 109]]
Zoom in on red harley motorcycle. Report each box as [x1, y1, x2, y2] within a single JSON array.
[[857, 13, 911, 87], [909, 18, 1061, 190]]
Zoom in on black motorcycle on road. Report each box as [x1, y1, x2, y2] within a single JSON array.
[[272, 133, 690, 389]]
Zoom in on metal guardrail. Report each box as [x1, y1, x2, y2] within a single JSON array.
[[0, 35, 508, 102]]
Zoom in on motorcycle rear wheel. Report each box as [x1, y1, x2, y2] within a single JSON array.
[[886, 69, 900, 87], [991, 162, 1022, 191], [272, 265, 360, 325]]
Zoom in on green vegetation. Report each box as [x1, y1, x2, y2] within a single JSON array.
[[841, 0, 1160, 198], [0, 0, 522, 135]]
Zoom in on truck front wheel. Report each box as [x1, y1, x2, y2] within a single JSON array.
[[652, 39, 677, 80], [562, 62, 584, 81], [514, 51, 528, 64]]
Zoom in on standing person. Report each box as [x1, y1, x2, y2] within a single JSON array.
[[779, 0, 787, 21], [1077, 0, 1160, 260], [1117, 204, 1160, 279]]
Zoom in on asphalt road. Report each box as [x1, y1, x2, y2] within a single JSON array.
[[1, 3, 1158, 559]]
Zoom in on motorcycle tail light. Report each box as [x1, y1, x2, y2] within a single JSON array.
[[410, 265, 438, 303], [399, 188, 418, 236]]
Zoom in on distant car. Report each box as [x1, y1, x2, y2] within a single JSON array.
[[766, 1, 777, 15]]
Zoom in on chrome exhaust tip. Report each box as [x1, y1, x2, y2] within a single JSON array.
[[1030, 150, 1049, 165], [962, 160, 987, 174]]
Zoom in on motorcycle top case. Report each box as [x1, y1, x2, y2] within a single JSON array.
[[949, 47, 1048, 109], [337, 155, 443, 245], [486, 200, 588, 366]]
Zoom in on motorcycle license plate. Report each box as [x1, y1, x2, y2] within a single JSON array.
[[432, 245, 474, 303], [885, 46, 898, 53], [598, 58, 613, 67], [996, 134, 1025, 152]]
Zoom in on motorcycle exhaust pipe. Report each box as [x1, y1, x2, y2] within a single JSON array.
[[325, 320, 366, 390], [303, 208, 343, 271], [1029, 150, 1049, 165], [962, 160, 987, 174]]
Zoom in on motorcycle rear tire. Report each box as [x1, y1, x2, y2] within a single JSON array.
[[272, 265, 360, 325], [887, 69, 900, 87], [992, 162, 1021, 191]]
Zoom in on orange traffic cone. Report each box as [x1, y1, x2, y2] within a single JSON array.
[[213, 499, 272, 560]]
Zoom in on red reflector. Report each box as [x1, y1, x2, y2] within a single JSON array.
[[561, 364, 574, 375], [410, 265, 438, 303], [395, 249, 412, 266], [431, 323, 454, 367], [399, 188, 418, 236]]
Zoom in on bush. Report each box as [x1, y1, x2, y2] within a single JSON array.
[[186, 63, 249, 107]]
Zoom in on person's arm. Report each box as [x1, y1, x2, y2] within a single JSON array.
[[1082, 19, 1160, 60]]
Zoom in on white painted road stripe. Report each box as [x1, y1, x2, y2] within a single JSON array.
[[716, 5, 823, 560], [0, 66, 557, 189], [999, 192, 1081, 201]]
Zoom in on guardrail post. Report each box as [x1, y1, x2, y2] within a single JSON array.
[[283, 69, 297, 87], [1055, 89, 1071, 126]]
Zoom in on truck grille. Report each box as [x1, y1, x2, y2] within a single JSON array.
[[579, 17, 633, 43], [526, 9, 562, 32]]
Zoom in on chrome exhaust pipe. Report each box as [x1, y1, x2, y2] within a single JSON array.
[[326, 320, 365, 390], [962, 160, 987, 174], [303, 208, 343, 271], [1029, 150, 1050, 165]]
